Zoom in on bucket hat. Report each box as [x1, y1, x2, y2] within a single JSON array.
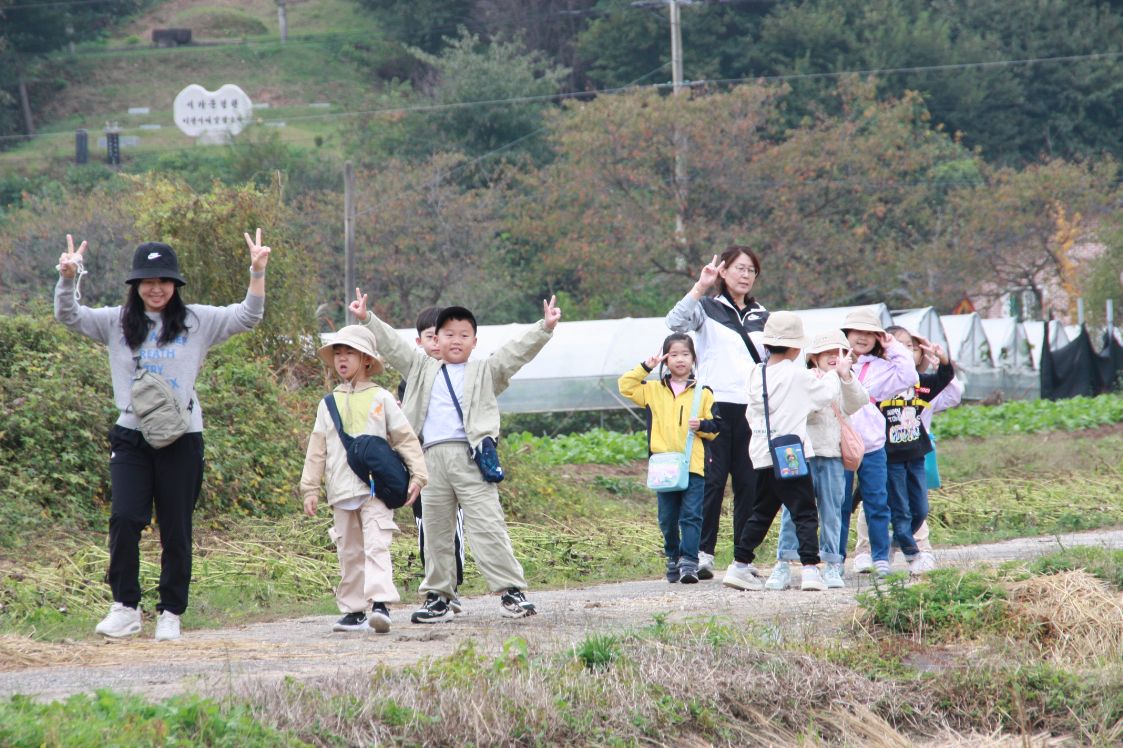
[[761, 311, 806, 348], [125, 242, 186, 286], [805, 329, 852, 355], [318, 325, 384, 374], [840, 307, 885, 334]]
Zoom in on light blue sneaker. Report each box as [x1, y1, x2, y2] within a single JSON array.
[[765, 562, 792, 590]]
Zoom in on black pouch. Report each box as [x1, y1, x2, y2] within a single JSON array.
[[473, 436, 504, 483], [324, 395, 412, 508]]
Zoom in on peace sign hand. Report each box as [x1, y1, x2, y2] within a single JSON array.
[[697, 254, 725, 289], [543, 294, 562, 331], [348, 287, 369, 322], [57, 234, 88, 279], [243, 228, 271, 272], [644, 349, 668, 370]]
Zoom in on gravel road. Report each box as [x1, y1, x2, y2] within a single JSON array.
[[1, 528, 1119, 703]]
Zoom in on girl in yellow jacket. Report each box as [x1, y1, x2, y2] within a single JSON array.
[[619, 333, 719, 584]]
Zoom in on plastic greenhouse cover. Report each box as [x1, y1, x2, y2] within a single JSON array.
[[891, 307, 949, 353], [1023, 320, 1069, 369], [939, 313, 993, 369], [980, 318, 1034, 370]]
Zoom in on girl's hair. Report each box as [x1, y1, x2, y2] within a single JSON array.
[[715, 244, 762, 299], [120, 282, 190, 349], [660, 333, 697, 378]]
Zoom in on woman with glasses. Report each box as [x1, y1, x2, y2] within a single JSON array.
[[666, 245, 769, 579]]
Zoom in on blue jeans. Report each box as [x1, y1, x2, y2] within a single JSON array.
[[840, 447, 891, 562], [657, 473, 704, 565], [886, 457, 928, 557], [777, 456, 844, 564]]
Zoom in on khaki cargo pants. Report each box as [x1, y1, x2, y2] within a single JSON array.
[[419, 442, 527, 598]]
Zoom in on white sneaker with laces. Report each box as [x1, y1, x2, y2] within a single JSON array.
[[908, 551, 937, 574], [764, 562, 792, 590], [722, 564, 763, 591], [852, 553, 874, 574], [823, 563, 846, 589], [800, 565, 827, 591], [874, 560, 892, 578], [154, 611, 181, 642], [95, 603, 142, 638]]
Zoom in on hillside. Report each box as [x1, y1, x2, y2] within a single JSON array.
[[1, 0, 382, 170]]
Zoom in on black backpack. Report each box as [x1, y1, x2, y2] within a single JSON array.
[[323, 395, 411, 509]]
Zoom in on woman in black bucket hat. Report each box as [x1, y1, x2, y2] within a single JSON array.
[[54, 230, 272, 642]]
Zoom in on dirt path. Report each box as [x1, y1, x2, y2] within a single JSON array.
[[2, 528, 1120, 703]]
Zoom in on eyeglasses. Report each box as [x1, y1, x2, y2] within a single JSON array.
[[728, 265, 757, 277]]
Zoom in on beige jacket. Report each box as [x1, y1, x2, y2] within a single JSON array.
[[299, 382, 428, 507], [805, 371, 869, 459], [361, 312, 553, 448]]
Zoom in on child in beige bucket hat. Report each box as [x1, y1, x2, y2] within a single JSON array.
[[764, 328, 870, 591], [722, 312, 857, 593], [300, 325, 428, 634]]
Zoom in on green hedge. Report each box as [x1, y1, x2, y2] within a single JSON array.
[[933, 393, 1123, 438], [0, 315, 311, 547]]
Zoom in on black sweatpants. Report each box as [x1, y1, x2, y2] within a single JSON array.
[[699, 402, 756, 556], [107, 425, 204, 616], [413, 500, 465, 588], [734, 468, 820, 566]]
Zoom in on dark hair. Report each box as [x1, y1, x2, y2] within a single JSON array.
[[716, 245, 762, 299], [435, 305, 477, 333], [660, 333, 697, 378], [120, 281, 189, 349], [415, 306, 442, 335], [764, 344, 791, 356], [842, 328, 884, 359]]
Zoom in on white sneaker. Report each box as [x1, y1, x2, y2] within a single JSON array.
[[722, 564, 763, 591], [800, 565, 827, 591], [874, 560, 892, 578], [908, 551, 937, 574], [95, 603, 142, 638], [852, 553, 873, 574], [765, 562, 792, 590], [823, 563, 845, 589], [154, 611, 181, 641]]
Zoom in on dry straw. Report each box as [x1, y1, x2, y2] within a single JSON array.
[[1008, 570, 1123, 665]]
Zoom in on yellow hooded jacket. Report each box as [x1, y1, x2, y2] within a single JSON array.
[[618, 363, 719, 477]]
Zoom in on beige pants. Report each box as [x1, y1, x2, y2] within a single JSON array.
[[419, 442, 527, 598], [854, 507, 932, 556], [330, 496, 400, 613]]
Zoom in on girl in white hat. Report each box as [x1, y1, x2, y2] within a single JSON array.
[[765, 330, 869, 590], [836, 308, 917, 577]]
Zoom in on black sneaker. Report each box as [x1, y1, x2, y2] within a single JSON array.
[[500, 588, 537, 619], [679, 562, 699, 584], [332, 611, 368, 632], [666, 559, 681, 583], [410, 593, 453, 624], [370, 603, 391, 634], [697, 566, 714, 580]]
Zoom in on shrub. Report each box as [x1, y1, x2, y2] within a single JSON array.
[[858, 569, 1009, 639]]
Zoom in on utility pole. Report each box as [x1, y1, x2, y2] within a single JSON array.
[[344, 161, 356, 324], [634, 0, 691, 251], [276, 0, 288, 44]]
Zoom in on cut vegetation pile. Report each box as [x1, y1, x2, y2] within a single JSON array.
[[1009, 570, 1123, 665]]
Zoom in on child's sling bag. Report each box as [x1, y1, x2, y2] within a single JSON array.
[[129, 348, 192, 449], [441, 365, 504, 483], [323, 394, 412, 509], [646, 380, 704, 492], [761, 362, 810, 480]]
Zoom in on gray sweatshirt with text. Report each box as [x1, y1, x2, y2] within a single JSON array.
[[54, 275, 264, 433]]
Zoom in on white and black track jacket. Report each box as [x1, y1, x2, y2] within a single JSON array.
[[665, 292, 769, 405]]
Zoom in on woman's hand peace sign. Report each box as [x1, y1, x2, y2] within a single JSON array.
[[57, 234, 88, 279], [244, 228, 271, 272], [697, 254, 725, 289]]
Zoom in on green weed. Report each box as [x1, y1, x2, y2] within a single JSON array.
[[571, 633, 622, 670], [934, 393, 1123, 439], [858, 569, 1009, 640], [1023, 546, 1123, 589], [0, 690, 305, 747]]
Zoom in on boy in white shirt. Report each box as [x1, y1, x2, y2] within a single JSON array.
[[722, 312, 854, 592]]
